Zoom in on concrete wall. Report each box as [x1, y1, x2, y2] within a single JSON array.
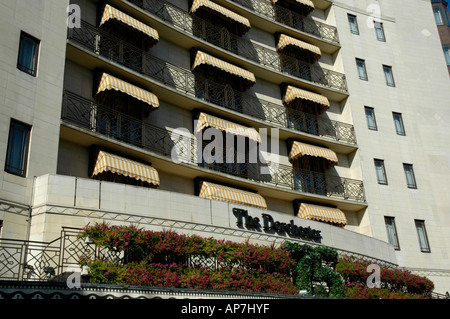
[[333, 0, 450, 293], [0, 0, 69, 239], [30, 174, 397, 265]]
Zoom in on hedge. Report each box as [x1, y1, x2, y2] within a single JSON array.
[[78, 223, 296, 273], [336, 258, 434, 298]]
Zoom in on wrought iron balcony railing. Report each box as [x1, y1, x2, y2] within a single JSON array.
[[61, 91, 365, 202], [67, 21, 356, 145], [127, 0, 347, 92], [228, 0, 340, 44]]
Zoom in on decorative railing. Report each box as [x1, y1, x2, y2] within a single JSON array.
[[61, 91, 365, 202], [228, 0, 340, 44], [0, 228, 402, 284], [127, 0, 347, 92], [67, 21, 356, 144]]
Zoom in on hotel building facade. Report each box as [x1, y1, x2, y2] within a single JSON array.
[[0, 0, 449, 294]]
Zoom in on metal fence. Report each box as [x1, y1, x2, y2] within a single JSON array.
[[0, 227, 393, 282], [1, 227, 447, 299]]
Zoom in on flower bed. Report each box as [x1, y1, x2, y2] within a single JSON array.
[[78, 224, 296, 273], [85, 260, 297, 295], [77, 223, 298, 295], [336, 258, 434, 298]]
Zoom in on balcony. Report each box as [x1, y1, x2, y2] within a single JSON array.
[[225, 0, 339, 44], [61, 91, 365, 203], [67, 21, 356, 145], [126, 0, 346, 92], [129, 0, 338, 46]]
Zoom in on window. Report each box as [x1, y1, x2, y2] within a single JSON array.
[[403, 164, 417, 189], [17, 32, 40, 76], [374, 159, 387, 185], [356, 58, 368, 80], [393, 112, 405, 135], [364, 106, 377, 130], [433, 7, 444, 25], [348, 14, 359, 34], [415, 220, 430, 253], [443, 45, 450, 65], [5, 119, 31, 177], [374, 21, 386, 41], [384, 217, 400, 250], [383, 65, 395, 86]]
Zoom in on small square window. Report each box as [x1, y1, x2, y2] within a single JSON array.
[[17, 32, 40, 77], [403, 164, 417, 189], [415, 220, 430, 253], [364, 106, 377, 130], [348, 14, 359, 35], [5, 119, 31, 177], [374, 21, 386, 41], [374, 159, 387, 185], [393, 112, 405, 135], [383, 65, 395, 86], [356, 58, 368, 80]]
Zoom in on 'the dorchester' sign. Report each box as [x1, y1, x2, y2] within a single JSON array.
[[232, 208, 322, 242]]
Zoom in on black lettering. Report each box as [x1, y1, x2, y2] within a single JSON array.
[[262, 214, 274, 231], [233, 208, 247, 227]]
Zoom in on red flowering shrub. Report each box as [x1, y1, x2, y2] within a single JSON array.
[[86, 260, 297, 295], [344, 282, 430, 299], [336, 258, 434, 298], [78, 223, 296, 273]]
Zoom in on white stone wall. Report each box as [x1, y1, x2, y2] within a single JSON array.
[[30, 174, 397, 264], [333, 0, 450, 293], [0, 0, 69, 238]]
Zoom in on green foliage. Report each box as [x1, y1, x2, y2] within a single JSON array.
[[281, 242, 344, 298]]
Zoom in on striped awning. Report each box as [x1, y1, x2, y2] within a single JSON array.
[[196, 112, 261, 143], [96, 73, 159, 109], [272, 0, 315, 14], [92, 151, 160, 186], [298, 203, 347, 227], [289, 141, 338, 167], [191, 0, 251, 33], [199, 181, 267, 209], [192, 51, 256, 86], [277, 34, 321, 62], [283, 85, 329, 114], [100, 4, 159, 42]]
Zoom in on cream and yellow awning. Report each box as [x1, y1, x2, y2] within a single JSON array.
[[298, 203, 347, 227], [289, 141, 338, 167], [100, 4, 159, 42], [277, 34, 321, 62], [272, 0, 315, 14], [93, 151, 160, 186], [199, 181, 267, 209], [196, 112, 261, 143], [283, 85, 330, 114], [96, 73, 159, 109], [192, 51, 256, 85], [191, 0, 251, 33]]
